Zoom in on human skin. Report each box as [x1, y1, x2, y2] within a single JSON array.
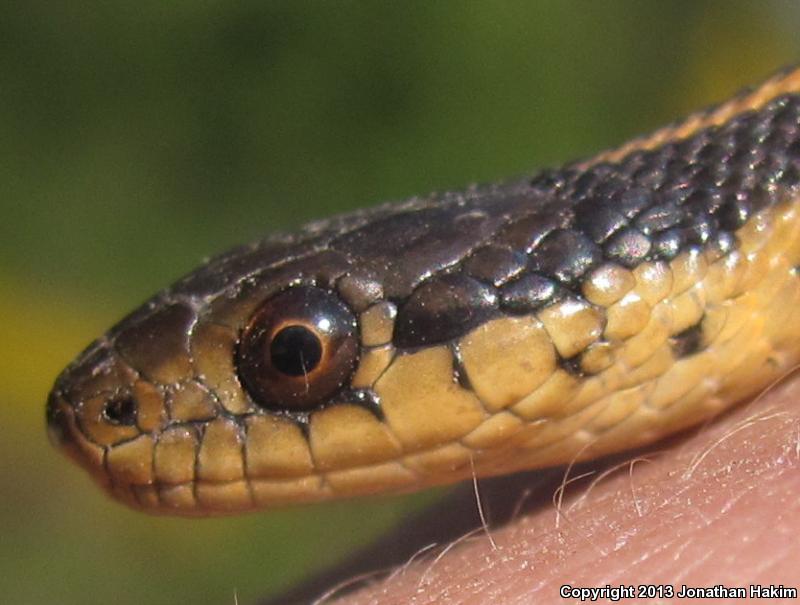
[[282, 372, 800, 604]]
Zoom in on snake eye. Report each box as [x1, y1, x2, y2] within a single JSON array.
[[103, 396, 137, 426], [237, 286, 359, 410]]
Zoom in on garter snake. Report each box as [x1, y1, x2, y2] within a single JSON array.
[[47, 65, 800, 516]]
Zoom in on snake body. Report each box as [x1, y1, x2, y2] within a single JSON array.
[[48, 66, 800, 515]]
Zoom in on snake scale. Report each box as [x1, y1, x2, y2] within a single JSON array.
[[47, 66, 800, 516]]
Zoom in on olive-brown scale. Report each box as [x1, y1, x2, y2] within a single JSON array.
[[47, 66, 800, 514]]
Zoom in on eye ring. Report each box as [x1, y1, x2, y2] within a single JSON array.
[[236, 286, 359, 411]]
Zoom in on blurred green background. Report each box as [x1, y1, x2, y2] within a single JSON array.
[[2, 2, 798, 604]]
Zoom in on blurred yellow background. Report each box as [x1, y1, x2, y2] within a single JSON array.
[[2, 3, 798, 603]]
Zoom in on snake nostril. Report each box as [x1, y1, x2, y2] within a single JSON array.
[[103, 396, 138, 426]]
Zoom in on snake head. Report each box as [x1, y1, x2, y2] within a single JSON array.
[[45, 193, 542, 515], [43, 221, 418, 515]]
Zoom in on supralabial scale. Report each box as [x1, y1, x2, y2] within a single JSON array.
[[48, 66, 800, 515]]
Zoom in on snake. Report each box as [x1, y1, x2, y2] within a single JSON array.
[[47, 65, 800, 516]]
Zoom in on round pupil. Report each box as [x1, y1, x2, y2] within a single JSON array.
[[270, 325, 323, 376]]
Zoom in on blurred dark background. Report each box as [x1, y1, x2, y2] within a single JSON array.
[[1, 2, 798, 603]]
